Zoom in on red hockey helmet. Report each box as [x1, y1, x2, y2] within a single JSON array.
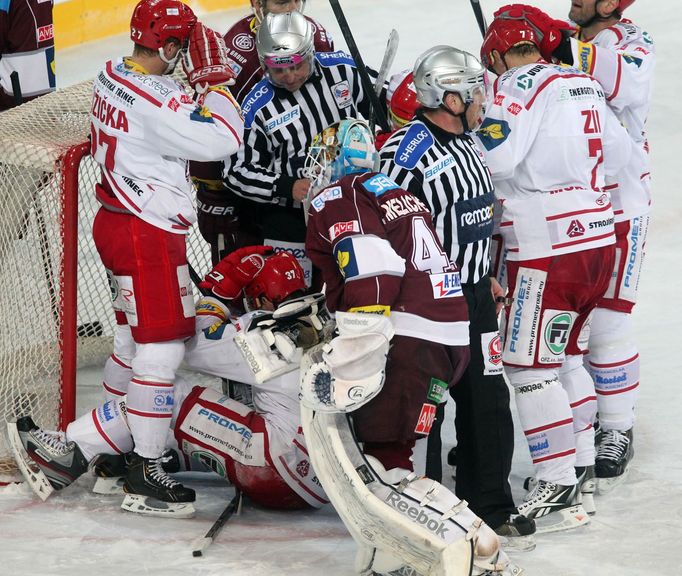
[[388, 72, 418, 130], [617, 0, 635, 11], [481, 13, 539, 71], [245, 252, 306, 305], [130, 0, 197, 50]]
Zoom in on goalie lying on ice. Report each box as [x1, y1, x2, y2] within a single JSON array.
[[8, 250, 331, 517], [300, 118, 521, 575]]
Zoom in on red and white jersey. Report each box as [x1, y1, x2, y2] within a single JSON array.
[[223, 14, 334, 104], [571, 19, 655, 220], [182, 300, 326, 507], [306, 172, 469, 346], [90, 58, 243, 234], [475, 61, 630, 261]]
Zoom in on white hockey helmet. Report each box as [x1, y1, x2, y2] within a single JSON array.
[[413, 45, 486, 109], [257, 11, 315, 85]]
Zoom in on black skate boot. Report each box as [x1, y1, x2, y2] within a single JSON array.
[[121, 453, 195, 518], [93, 449, 180, 495], [494, 513, 536, 552], [516, 479, 589, 534], [595, 428, 633, 493], [575, 465, 596, 515], [7, 416, 89, 501]]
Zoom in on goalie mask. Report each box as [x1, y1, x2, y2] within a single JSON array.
[[303, 119, 379, 191], [130, 0, 197, 73]]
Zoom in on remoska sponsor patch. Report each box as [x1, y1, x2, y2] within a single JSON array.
[[329, 220, 360, 241]]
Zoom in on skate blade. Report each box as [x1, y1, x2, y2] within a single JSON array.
[[498, 533, 536, 553], [92, 476, 125, 496], [534, 504, 590, 534], [6, 422, 55, 502], [121, 493, 196, 519], [596, 469, 629, 495]]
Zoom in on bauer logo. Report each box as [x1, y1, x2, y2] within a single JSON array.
[[395, 123, 433, 169], [265, 105, 300, 134]]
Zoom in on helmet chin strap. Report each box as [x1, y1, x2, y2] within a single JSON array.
[[158, 47, 182, 75], [439, 96, 472, 133]]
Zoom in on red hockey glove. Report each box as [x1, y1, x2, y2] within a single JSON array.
[[183, 22, 236, 93], [494, 4, 575, 62], [199, 245, 274, 301]]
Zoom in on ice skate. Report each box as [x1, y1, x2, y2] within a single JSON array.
[[7, 416, 88, 501], [121, 453, 195, 518], [516, 480, 590, 534], [494, 514, 536, 552], [575, 465, 596, 515], [595, 428, 633, 494], [93, 449, 180, 495]]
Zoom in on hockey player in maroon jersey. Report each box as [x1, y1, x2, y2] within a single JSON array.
[[299, 119, 521, 576], [0, 0, 55, 110], [8, 251, 331, 517]]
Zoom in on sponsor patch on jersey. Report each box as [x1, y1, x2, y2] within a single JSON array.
[[316, 51, 356, 68], [311, 185, 342, 212], [190, 450, 227, 477], [329, 220, 360, 241], [622, 54, 643, 68], [577, 41, 596, 74], [507, 102, 522, 116], [167, 97, 180, 112], [430, 272, 462, 299], [504, 268, 546, 366], [494, 94, 505, 106], [332, 80, 352, 108], [454, 191, 495, 244], [482, 332, 504, 376], [427, 378, 448, 404], [539, 310, 577, 364], [227, 59, 243, 77], [37, 24, 54, 43], [242, 80, 274, 129], [264, 105, 300, 134], [395, 122, 433, 169], [476, 118, 511, 151], [203, 320, 228, 340], [566, 219, 585, 238], [515, 73, 534, 91], [362, 174, 400, 196], [233, 32, 255, 51], [333, 237, 359, 279], [415, 403, 437, 435], [424, 154, 455, 183], [190, 105, 215, 124]]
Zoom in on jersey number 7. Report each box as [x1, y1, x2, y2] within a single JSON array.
[[90, 125, 119, 172]]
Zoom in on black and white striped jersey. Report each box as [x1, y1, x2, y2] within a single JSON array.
[[379, 113, 495, 284], [225, 51, 375, 207]]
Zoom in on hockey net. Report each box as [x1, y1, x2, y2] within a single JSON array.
[[0, 81, 212, 479]]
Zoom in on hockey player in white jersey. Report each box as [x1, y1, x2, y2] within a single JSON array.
[[8, 250, 330, 517], [477, 6, 632, 533], [89, 0, 244, 511], [516, 0, 654, 492]]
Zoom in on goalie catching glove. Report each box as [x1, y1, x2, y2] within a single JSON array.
[[300, 311, 394, 413], [235, 293, 334, 384], [183, 22, 237, 93]]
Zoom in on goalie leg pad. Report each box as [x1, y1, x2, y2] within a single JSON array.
[[301, 407, 516, 576]]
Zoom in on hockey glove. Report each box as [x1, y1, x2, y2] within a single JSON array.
[[494, 4, 575, 63], [183, 22, 237, 94], [300, 311, 394, 413], [199, 245, 273, 301]]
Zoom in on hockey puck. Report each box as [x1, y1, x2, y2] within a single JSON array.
[[192, 551, 202, 558]]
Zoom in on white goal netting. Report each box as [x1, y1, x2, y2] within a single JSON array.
[[0, 81, 212, 478]]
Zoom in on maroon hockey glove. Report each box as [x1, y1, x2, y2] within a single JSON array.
[[183, 22, 236, 93], [494, 4, 575, 62], [199, 245, 274, 301]]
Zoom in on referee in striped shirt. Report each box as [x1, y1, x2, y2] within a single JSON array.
[[225, 11, 381, 285], [380, 46, 533, 543]]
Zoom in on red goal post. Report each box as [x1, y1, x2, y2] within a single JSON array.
[[0, 81, 212, 479]]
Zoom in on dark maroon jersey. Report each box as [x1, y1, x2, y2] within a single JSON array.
[[306, 172, 469, 346], [224, 14, 334, 105]]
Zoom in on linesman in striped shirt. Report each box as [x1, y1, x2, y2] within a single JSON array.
[[225, 11, 382, 287], [379, 46, 532, 547]]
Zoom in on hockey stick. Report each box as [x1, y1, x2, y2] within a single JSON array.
[[328, 0, 390, 132], [469, 0, 488, 37], [369, 29, 400, 133], [10, 71, 22, 106], [192, 489, 243, 557]]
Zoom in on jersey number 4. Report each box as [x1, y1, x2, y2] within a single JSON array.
[[411, 217, 451, 274]]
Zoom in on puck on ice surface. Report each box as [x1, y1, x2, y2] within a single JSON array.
[[193, 550, 202, 557]]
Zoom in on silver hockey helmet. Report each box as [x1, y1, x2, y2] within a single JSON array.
[[413, 45, 486, 109], [257, 11, 315, 87], [251, 0, 307, 23]]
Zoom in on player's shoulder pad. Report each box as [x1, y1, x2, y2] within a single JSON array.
[[241, 78, 274, 129], [361, 173, 401, 197], [391, 121, 434, 170], [310, 183, 344, 214], [315, 51, 356, 69]]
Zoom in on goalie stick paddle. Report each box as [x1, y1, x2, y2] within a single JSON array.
[[192, 489, 243, 557], [328, 0, 390, 132], [369, 29, 400, 133], [470, 0, 489, 37]]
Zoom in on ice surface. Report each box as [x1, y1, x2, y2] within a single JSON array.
[[1, 1, 681, 575]]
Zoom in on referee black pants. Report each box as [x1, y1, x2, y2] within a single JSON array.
[[426, 275, 516, 529]]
